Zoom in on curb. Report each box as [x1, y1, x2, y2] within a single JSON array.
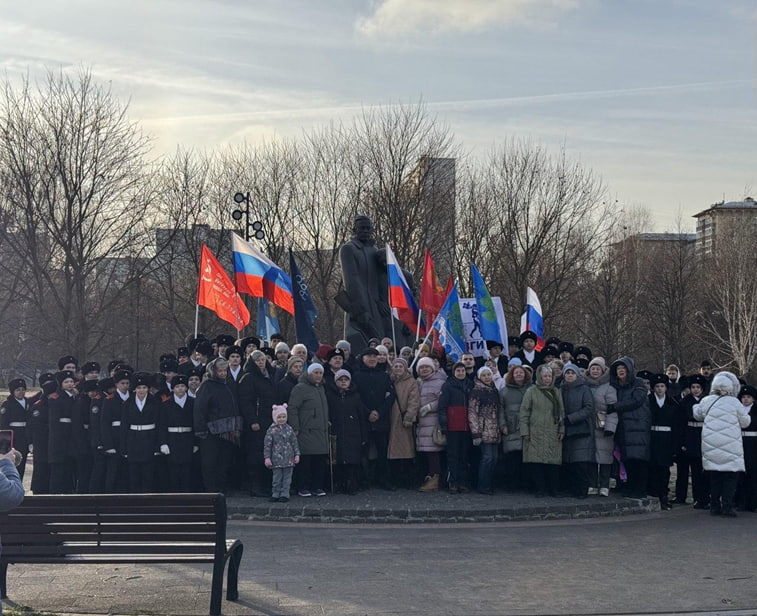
[[227, 495, 660, 523]]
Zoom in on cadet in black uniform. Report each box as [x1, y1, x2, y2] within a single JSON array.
[[647, 374, 677, 510], [72, 380, 100, 493], [29, 374, 56, 494], [101, 370, 132, 493], [678, 374, 709, 508], [48, 370, 78, 493], [121, 372, 161, 493], [737, 385, 757, 512], [88, 378, 110, 493], [159, 374, 196, 492], [0, 378, 31, 480]]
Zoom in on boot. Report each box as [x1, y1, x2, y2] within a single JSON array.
[[419, 474, 439, 492]]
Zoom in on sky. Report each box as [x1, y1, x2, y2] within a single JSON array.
[[1, 0, 755, 231]]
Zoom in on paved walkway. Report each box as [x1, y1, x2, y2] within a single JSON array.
[[6, 500, 754, 616]]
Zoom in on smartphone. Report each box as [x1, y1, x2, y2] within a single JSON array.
[[0, 430, 13, 455]]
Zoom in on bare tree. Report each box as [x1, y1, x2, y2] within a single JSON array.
[[0, 69, 155, 360], [696, 217, 757, 377]]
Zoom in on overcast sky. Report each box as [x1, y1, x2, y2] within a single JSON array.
[[2, 0, 755, 230]]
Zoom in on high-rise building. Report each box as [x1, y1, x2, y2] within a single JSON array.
[[693, 197, 757, 256]]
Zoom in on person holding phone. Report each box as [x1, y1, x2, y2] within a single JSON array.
[[0, 443, 25, 614]]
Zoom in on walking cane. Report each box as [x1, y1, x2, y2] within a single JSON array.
[[328, 422, 335, 494]]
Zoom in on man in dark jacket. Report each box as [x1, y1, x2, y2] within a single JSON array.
[[48, 371, 78, 493], [194, 358, 243, 493], [677, 374, 709, 508], [101, 370, 132, 493], [647, 374, 677, 510], [610, 357, 651, 499], [352, 348, 396, 490]]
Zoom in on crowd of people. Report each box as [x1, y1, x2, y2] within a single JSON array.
[[3, 330, 755, 516]]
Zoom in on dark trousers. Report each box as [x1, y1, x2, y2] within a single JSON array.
[[248, 463, 272, 496], [104, 453, 125, 493], [738, 460, 757, 511], [623, 459, 649, 497], [366, 431, 390, 487], [74, 452, 92, 494], [688, 456, 709, 505], [530, 463, 560, 495], [648, 464, 671, 504], [446, 432, 470, 488], [89, 450, 107, 493], [502, 450, 524, 491], [200, 436, 236, 493], [709, 471, 739, 513], [674, 456, 690, 501], [298, 454, 327, 492], [128, 459, 155, 493], [336, 464, 361, 494], [568, 462, 592, 497], [31, 444, 50, 494], [590, 463, 612, 489], [389, 458, 415, 489], [477, 443, 498, 492], [49, 458, 75, 494], [16, 451, 28, 481], [168, 461, 192, 493]]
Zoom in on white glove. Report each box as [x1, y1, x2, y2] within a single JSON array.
[[105, 448, 116, 454], [193, 445, 199, 453], [28, 444, 33, 454], [160, 444, 170, 455], [419, 404, 432, 417]]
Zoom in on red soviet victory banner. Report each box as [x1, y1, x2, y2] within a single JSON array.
[[197, 244, 251, 330], [420, 248, 447, 320]]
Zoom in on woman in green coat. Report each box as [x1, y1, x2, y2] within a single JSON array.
[[521, 363, 565, 497], [288, 364, 329, 497]]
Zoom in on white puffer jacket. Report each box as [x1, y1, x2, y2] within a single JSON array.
[[693, 372, 750, 472]]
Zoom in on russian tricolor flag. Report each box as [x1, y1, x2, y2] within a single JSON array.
[[386, 244, 424, 334], [520, 286, 545, 350], [231, 233, 294, 315]]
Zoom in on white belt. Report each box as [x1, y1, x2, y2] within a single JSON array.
[[651, 426, 671, 432], [111, 421, 121, 427], [83, 424, 89, 429], [687, 421, 703, 428], [167, 426, 192, 433], [130, 423, 156, 431], [8, 422, 26, 427], [743, 431, 757, 437], [59, 418, 72, 423]]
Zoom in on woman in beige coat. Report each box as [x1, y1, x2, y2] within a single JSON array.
[[388, 358, 420, 488]]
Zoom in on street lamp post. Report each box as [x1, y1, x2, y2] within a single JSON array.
[[232, 192, 265, 242]]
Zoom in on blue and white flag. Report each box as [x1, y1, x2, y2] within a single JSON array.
[[256, 297, 281, 343], [470, 263, 503, 346], [432, 282, 467, 362]]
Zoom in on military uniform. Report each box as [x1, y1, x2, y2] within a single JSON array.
[[48, 389, 77, 493], [87, 388, 107, 493], [159, 392, 196, 492], [121, 391, 161, 493], [0, 392, 31, 480], [679, 390, 709, 507], [28, 388, 52, 494], [101, 389, 130, 493], [647, 387, 677, 509]]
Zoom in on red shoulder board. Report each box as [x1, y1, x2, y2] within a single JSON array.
[[49, 392, 59, 399], [161, 394, 171, 403], [105, 393, 115, 400]]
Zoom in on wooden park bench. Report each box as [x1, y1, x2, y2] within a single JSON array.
[[0, 492, 243, 615]]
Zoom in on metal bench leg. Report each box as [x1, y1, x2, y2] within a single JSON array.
[[226, 544, 243, 601], [0, 562, 7, 598], [209, 557, 223, 616]]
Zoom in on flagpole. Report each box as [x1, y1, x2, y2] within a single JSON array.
[[415, 309, 423, 345], [194, 304, 199, 339], [409, 313, 440, 373]]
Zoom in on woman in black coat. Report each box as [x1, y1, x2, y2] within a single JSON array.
[[610, 357, 651, 498], [326, 369, 368, 494], [238, 350, 279, 496], [275, 357, 305, 405], [193, 358, 243, 493]]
